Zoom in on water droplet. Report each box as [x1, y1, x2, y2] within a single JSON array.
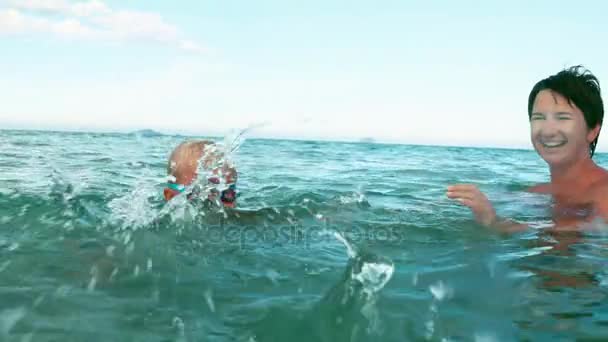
[[424, 319, 434, 339], [172, 316, 185, 335], [0, 307, 26, 336], [123, 233, 131, 245], [204, 288, 215, 313], [87, 276, 97, 292], [333, 232, 356, 258], [429, 281, 453, 301], [109, 268, 119, 282], [266, 269, 280, 285]]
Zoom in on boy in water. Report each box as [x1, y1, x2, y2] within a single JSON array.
[[447, 65, 608, 232], [164, 140, 237, 207]]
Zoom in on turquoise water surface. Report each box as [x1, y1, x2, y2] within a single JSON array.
[[1, 129, 607, 341]]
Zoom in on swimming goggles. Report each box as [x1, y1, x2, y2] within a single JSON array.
[[166, 177, 237, 206]]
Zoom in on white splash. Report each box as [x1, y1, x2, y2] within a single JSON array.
[[495, 246, 553, 262], [87, 266, 98, 292], [108, 178, 160, 230], [352, 262, 395, 295], [338, 192, 367, 205], [333, 231, 356, 258], [429, 281, 453, 301]]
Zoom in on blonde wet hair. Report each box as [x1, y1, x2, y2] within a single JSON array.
[[167, 140, 215, 184], [167, 139, 236, 185]]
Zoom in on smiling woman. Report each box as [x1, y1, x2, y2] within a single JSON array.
[[528, 65, 604, 158], [447, 65, 608, 232], [529, 90, 599, 166]]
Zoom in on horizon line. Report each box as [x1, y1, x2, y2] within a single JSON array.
[[0, 126, 544, 153]]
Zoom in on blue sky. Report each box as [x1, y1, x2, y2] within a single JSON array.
[[1, 0, 608, 150]]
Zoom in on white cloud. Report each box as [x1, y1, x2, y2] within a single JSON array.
[[93, 10, 178, 42], [0, 8, 92, 38], [5, 0, 72, 13], [0, 0, 204, 52], [70, 0, 109, 16]]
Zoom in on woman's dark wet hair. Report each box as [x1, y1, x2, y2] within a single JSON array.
[[527, 65, 604, 157]]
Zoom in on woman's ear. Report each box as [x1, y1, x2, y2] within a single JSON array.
[[588, 124, 602, 143]]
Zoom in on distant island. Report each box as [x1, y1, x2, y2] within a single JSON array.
[[129, 129, 165, 137], [359, 137, 376, 143]]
